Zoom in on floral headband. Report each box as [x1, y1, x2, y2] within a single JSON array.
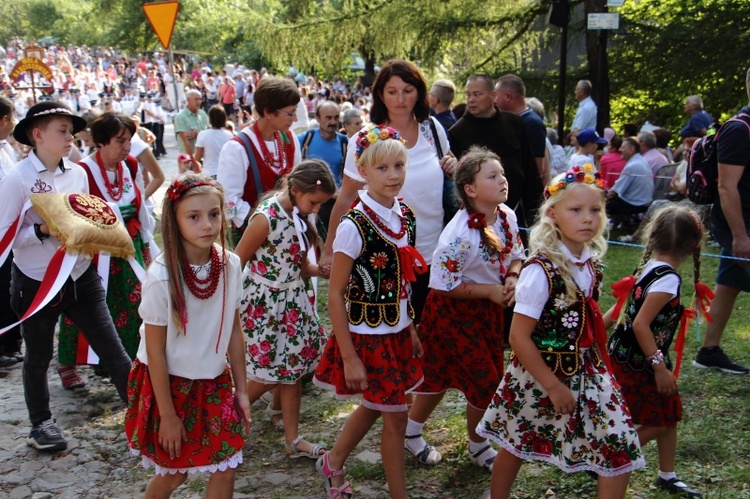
[[167, 178, 214, 201], [544, 164, 607, 199], [354, 125, 405, 163]]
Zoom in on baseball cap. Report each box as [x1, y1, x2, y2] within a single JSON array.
[[577, 129, 607, 146], [177, 153, 191, 163]]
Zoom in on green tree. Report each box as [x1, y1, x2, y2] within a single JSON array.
[[608, 0, 750, 137]]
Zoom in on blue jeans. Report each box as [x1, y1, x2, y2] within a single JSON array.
[[10, 263, 132, 425]]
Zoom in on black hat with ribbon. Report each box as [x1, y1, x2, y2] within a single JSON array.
[[13, 100, 87, 146]]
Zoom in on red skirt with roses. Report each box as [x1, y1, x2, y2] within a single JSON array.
[[476, 351, 645, 477], [415, 291, 504, 409], [125, 360, 245, 475], [610, 362, 683, 427], [313, 327, 423, 412]]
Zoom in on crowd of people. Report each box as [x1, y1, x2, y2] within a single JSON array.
[[0, 39, 749, 498]]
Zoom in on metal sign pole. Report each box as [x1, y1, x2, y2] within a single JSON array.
[[168, 45, 179, 112]]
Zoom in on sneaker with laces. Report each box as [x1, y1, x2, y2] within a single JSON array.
[[693, 347, 749, 374], [27, 418, 68, 451]]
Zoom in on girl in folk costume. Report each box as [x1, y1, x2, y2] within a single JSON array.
[[605, 206, 710, 498], [217, 76, 302, 246], [407, 147, 524, 470], [57, 112, 155, 388], [313, 126, 425, 499], [125, 175, 251, 498], [233, 159, 336, 459], [477, 166, 645, 499]]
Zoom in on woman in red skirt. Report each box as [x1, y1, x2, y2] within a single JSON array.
[[125, 176, 251, 498], [408, 147, 524, 471]]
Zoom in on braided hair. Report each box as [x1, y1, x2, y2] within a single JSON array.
[[454, 146, 504, 255]]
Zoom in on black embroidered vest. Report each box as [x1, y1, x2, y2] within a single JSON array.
[[607, 265, 682, 373], [517, 254, 604, 378], [343, 202, 416, 327]]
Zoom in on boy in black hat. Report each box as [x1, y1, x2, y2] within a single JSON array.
[[0, 101, 132, 452]]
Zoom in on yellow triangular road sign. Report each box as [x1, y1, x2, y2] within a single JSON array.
[[142, 1, 180, 49]]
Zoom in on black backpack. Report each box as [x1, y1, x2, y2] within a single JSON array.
[[687, 112, 750, 205]]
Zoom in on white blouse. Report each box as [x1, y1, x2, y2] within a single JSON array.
[[514, 244, 597, 321], [343, 118, 449, 264], [429, 205, 524, 291], [136, 247, 243, 379]]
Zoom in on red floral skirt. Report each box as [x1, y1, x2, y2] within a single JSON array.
[[313, 327, 423, 412], [610, 362, 683, 427], [415, 292, 504, 409], [125, 360, 246, 475]]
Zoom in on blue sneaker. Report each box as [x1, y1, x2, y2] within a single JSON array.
[[27, 418, 67, 452]]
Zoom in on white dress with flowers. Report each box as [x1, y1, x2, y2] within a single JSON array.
[[241, 194, 325, 384]]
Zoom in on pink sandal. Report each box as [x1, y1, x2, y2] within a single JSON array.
[[316, 451, 353, 498], [58, 366, 85, 390]]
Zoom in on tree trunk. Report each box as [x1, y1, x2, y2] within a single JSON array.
[[360, 45, 377, 88], [583, 0, 609, 132]]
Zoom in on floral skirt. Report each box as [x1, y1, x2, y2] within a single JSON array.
[[414, 292, 504, 409], [125, 360, 245, 475], [313, 327, 423, 412], [610, 362, 683, 427], [477, 353, 645, 477], [242, 276, 325, 383]]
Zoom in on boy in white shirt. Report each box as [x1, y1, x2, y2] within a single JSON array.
[[0, 101, 132, 452]]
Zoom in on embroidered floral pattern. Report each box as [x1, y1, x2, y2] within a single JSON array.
[[241, 196, 325, 382], [561, 311, 579, 329]]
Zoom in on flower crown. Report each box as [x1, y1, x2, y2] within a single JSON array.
[[167, 178, 214, 201], [355, 125, 405, 163], [544, 164, 607, 199]]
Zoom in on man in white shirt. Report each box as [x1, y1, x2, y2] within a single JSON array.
[[571, 80, 597, 131]]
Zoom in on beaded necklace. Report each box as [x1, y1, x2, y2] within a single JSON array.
[[496, 208, 514, 257], [252, 121, 286, 170], [181, 245, 222, 299], [360, 198, 407, 239], [95, 150, 124, 201]]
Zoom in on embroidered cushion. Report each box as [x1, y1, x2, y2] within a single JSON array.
[[30, 193, 134, 259]]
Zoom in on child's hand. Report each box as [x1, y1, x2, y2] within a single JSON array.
[[488, 284, 506, 305], [548, 382, 576, 415], [234, 392, 252, 435], [654, 368, 678, 396], [343, 357, 368, 392], [411, 332, 424, 360], [501, 278, 518, 307], [158, 413, 187, 459]]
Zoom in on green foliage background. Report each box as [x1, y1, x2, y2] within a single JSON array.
[[2, 0, 749, 141]]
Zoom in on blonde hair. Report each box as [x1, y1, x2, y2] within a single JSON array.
[[529, 181, 608, 305], [160, 174, 228, 333], [357, 137, 408, 171]]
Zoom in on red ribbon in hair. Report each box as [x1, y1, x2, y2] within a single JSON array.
[[398, 245, 427, 282], [585, 297, 614, 373], [693, 282, 715, 322], [673, 308, 697, 378], [610, 275, 636, 320]]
